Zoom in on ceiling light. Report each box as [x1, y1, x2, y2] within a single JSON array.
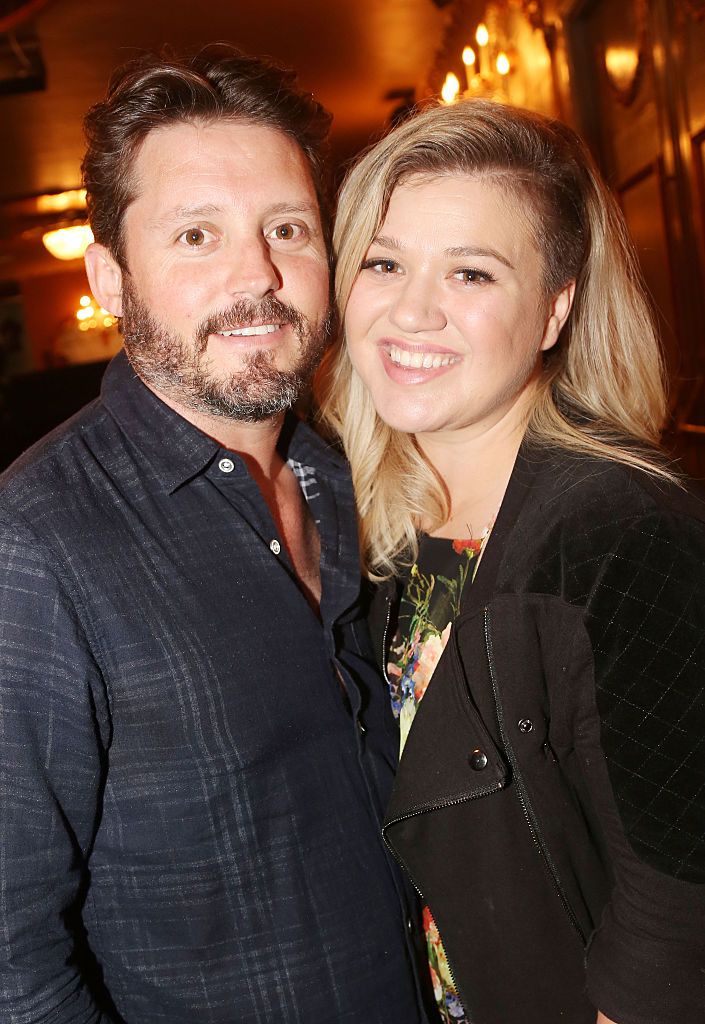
[[42, 224, 94, 261]]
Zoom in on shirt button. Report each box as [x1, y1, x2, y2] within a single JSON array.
[[218, 457, 235, 473], [270, 539, 281, 555], [518, 718, 534, 733], [469, 748, 488, 771]]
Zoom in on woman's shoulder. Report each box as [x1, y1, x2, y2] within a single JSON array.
[[498, 443, 705, 604], [520, 442, 705, 529]]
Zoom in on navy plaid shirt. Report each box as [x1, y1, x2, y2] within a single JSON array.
[[0, 352, 425, 1024]]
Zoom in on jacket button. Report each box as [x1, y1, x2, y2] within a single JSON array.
[[518, 718, 533, 733], [468, 748, 488, 771]]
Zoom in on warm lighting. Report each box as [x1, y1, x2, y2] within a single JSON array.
[[496, 52, 510, 76], [475, 23, 489, 47], [36, 189, 87, 214], [604, 46, 639, 91], [74, 294, 117, 330], [42, 224, 94, 261], [441, 72, 461, 104], [462, 46, 476, 67]]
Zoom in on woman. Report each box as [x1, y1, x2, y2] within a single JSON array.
[[318, 100, 705, 1024]]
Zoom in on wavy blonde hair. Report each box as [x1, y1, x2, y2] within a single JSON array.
[[317, 99, 671, 578]]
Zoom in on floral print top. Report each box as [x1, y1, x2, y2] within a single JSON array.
[[387, 532, 490, 1024]]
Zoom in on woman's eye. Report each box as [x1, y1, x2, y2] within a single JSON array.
[[455, 268, 495, 284], [178, 227, 213, 247], [362, 258, 400, 274], [269, 222, 303, 241]]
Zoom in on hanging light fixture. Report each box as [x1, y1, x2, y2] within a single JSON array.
[[42, 224, 94, 261]]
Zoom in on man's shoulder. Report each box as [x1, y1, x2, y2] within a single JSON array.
[[0, 396, 115, 521]]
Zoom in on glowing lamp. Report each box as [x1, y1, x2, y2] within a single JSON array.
[[496, 52, 510, 76], [441, 72, 461, 104], [42, 224, 94, 261]]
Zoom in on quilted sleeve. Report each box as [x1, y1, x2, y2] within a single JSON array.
[[581, 509, 705, 1023]]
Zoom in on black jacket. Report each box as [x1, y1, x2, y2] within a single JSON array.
[[371, 444, 705, 1024]]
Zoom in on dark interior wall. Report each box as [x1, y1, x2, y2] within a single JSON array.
[[564, 0, 705, 476], [21, 265, 91, 367]]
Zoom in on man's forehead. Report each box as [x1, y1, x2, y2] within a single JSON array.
[[134, 119, 307, 173], [125, 120, 321, 225]]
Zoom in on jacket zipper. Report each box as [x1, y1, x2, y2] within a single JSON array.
[[381, 593, 394, 688], [483, 605, 586, 944], [381, 591, 500, 1018], [383, 786, 501, 1022]]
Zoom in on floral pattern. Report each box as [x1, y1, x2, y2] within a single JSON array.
[[387, 533, 490, 1024]]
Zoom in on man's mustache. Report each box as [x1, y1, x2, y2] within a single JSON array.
[[195, 296, 307, 350]]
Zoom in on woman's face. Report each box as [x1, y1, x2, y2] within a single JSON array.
[[344, 173, 573, 447]]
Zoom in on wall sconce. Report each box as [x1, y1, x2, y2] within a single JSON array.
[[603, 41, 644, 106], [441, 9, 514, 103], [441, 72, 461, 104], [42, 224, 94, 261]]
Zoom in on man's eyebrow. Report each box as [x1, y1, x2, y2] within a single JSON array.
[[265, 201, 320, 217], [155, 203, 222, 223], [370, 235, 514, 269], [151, 201, 319, 228]]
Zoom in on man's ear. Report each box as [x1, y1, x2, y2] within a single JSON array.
[[84, 242, 124, 317], [540, 279, 575, 353]]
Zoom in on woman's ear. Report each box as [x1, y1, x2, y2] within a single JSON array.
[[540, 279, 576, 353], [84, 242, 124, 317]]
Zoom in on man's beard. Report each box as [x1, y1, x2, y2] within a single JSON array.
[[120, 276, 333, 422]]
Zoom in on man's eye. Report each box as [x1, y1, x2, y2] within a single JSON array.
[[269, 223, 302, 241], [178, 227, 212, 247]]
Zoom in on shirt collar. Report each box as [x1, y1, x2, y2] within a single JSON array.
[[100, 349, 348, 493]]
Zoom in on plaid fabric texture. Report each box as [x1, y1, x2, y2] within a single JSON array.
[[0, 353, 424, 1024]]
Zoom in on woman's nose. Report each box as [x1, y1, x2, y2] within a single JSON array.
[[388, 277, 446, 334]]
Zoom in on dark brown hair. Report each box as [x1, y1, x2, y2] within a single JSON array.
[[82, 44, 333, 267]]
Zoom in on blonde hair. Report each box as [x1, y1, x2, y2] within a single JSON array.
[[317, 100, 671, 578]]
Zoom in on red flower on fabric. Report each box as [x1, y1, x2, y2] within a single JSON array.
[[452, 538, 481, 555]]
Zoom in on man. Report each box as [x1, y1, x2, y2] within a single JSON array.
[[0, 47, 426, 1023]]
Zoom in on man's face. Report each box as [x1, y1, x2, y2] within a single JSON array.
[[115, 120, 331, 422]]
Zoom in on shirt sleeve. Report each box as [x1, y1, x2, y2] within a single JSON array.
[[0, 517, 113, 1023], [581, 509, 705, 1024]]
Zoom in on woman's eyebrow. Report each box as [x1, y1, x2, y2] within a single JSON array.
[[369, 235, 514, 269]]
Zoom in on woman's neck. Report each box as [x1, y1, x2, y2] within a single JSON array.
[[417, 414, 527, 540]]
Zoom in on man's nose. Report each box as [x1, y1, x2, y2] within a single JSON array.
[[222, 237, 280, 300], [388, 276, 446, 334]]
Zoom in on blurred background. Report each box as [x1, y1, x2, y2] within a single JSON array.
[[1, 0, 704, 473]]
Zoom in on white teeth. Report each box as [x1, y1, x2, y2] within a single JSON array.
[[388, 344, 458, 369], [220, 324, 280, 337]]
